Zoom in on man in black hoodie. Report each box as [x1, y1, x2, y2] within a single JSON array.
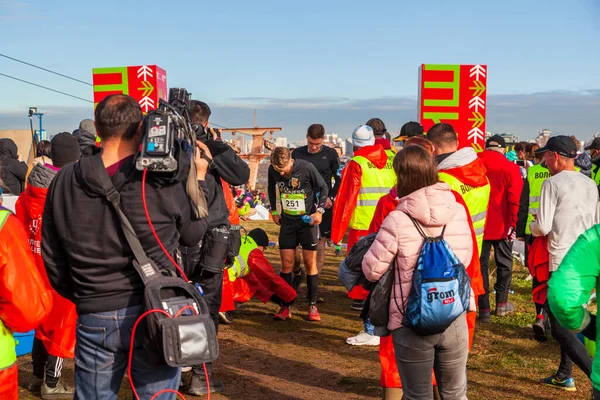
[[42, 94, 211, 399], [0, 138, 27, 194], [182, 100, 250, 396]]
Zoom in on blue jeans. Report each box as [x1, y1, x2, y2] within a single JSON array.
[[75, 305, 181, 400]]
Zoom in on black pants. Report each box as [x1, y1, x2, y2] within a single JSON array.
[[32, 338, 62, 385], [549, 307, 592, 379], [478, 239, 513, 310], [192, 269, 223, 377], [594, 388, 600, 400]]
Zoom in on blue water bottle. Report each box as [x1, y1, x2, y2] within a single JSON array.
[[302, 215, 313, 224]]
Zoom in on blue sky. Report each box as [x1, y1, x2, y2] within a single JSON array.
[[0, 0, 599, 140]]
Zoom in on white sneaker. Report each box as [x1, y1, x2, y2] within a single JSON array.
[[346, 331, 380, 346]]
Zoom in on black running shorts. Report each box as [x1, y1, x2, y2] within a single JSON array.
[[319, 207, 333, 238], [279, 216, 320, 251]]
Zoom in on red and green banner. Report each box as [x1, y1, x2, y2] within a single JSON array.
[[418, 64, 487, 149], [92, 65, 168, 113]]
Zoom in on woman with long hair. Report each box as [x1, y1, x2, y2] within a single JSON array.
[[363, 146, 474, 400]]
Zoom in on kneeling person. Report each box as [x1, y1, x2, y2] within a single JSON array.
[[268, 147, 328, 321]]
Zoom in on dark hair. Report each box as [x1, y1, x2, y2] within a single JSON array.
[[366, 118, 387, 137], [271, 146, 291, 168], [394, 145, 439, 199], [404, 137, 435, 155], [189, 100, 211, 125], [514, 141, 528, 153], [526, 143, 539, 160], [307, 124, 325, 139], [426, 123, 457, 147], [94, 94, 142, 140], [36, 140, 52, 158]]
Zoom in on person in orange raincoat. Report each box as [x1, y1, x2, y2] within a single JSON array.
[[15, 133, 80, 396], [0, 203, 52, 399], [219, 179, 241, 323], [367, 137, 484, 399], [331, 125, 396, 305]]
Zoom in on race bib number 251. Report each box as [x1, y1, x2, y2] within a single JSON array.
[[281, 193, 305, 215]]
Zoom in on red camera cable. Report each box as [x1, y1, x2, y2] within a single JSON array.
[[124, 170, 211, 400]]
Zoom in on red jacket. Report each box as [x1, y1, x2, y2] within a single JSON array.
[[477, 150, 523, 240], [221, 178, 240, 225], [228, 249, 297, 305], [0, 208, 52, 399], [15, 167, 77, 358], [331, 144, 389, 244]]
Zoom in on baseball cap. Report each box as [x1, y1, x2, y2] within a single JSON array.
[[485, 135, 506, 149], [585, 137, 600, 151], [352, 125, 375, 148], [393, 121, 424, 142], [535, 135, 578, 158]]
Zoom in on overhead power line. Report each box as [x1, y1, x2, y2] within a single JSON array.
[[0, 53, 93, 86], [0, 72, 93, 103]]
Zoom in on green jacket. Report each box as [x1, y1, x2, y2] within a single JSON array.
[[548, 224, 600, 390]]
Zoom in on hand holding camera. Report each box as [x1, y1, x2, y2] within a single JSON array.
[[194, 140, 213, 181]]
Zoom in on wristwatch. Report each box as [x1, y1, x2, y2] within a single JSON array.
[[317, 207, 325, 214]]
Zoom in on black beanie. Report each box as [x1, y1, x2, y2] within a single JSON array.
[[248, 228, 269, 248], [51, 132, 80, 168]]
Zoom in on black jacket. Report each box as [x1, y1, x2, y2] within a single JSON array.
[[0, 138, 27, 195], [42, 152, 209, 314], [203, 139, 250, 229]]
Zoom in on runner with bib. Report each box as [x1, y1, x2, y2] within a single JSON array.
[[268, 147, 329, 321]]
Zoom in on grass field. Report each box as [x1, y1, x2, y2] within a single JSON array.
[[17, 220, 594, 399]]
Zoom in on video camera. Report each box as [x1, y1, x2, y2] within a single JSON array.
[[136, 88, 196, 174]]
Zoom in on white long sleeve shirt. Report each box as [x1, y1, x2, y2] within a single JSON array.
[[530, 170, 599, 271]]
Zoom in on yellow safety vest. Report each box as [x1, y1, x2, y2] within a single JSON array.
[[385, 149, 396, 164], [592, 162, 600, 186], [438, 172, 490, 255], [0, 210, 16, 371], [349, 155, 396, 231], [525, 164, 550, 235], [228, 236, 258, 282]]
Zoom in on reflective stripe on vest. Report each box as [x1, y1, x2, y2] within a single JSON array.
[[229, 236, 259, 282], [349, 155, 396, 230], [526, 164, 550, 235], [0, 210, 16, 370], [438, 172, 490, 256]]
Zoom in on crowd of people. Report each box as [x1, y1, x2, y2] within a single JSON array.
[[2, 101, 600, 400]]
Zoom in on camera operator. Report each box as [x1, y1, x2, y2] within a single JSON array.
[[42, 94, 212, 399], [182, 100, 250, 395]]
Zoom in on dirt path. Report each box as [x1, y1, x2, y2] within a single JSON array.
[[16, 220, 594, 399]]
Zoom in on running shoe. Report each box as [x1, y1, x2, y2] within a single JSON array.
[[346, 331, 380, 346], [308, 305, 321, 321], [274, 306, 291, 321], [540, 375, 576, 391], [219, 311, 234, 325]]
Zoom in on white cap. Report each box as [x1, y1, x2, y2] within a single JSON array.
[[352, 125, 375, 148]]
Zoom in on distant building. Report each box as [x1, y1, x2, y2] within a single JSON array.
[[345, 138, 354, 157], [535, 129, 552, 146]]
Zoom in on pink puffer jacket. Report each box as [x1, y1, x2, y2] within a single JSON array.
[[362, 182, 474, 331]]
